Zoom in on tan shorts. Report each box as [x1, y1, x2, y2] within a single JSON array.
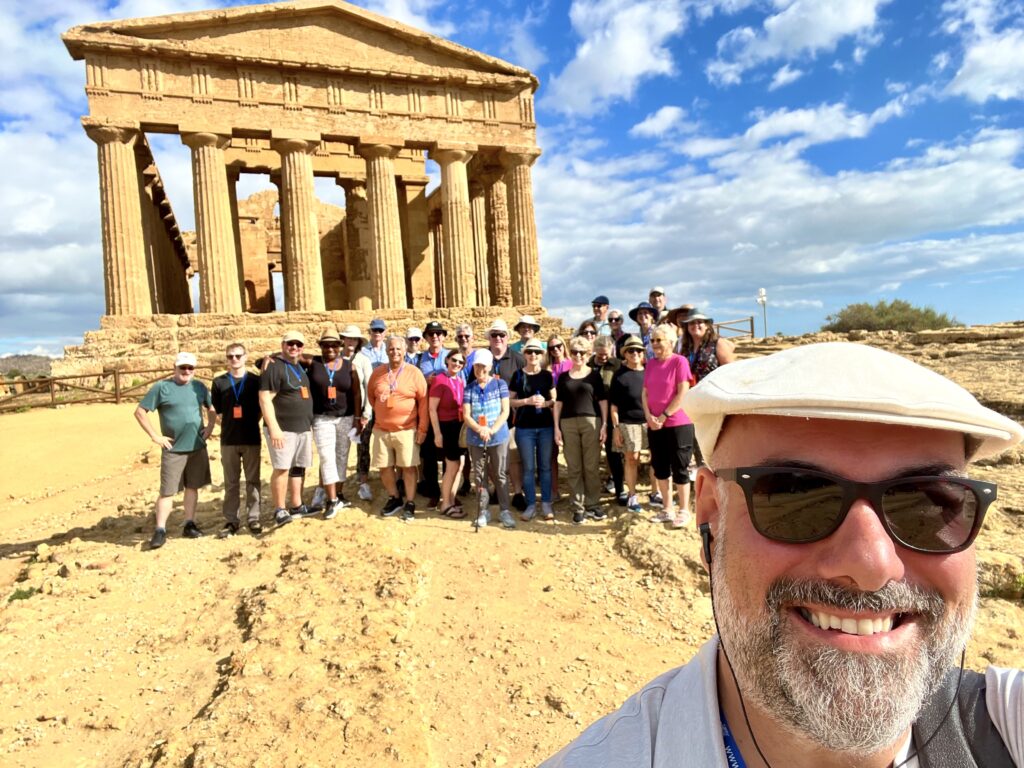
[[615, 423, 648, 454], [159, 447, 212, 496], [371, 428, 420, 469]]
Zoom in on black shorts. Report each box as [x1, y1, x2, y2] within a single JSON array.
[[648, 424, 694, 483], [439, 419, 464, 462]]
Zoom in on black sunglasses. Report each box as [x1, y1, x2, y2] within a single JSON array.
[[550, 344, 564, 350], [285, 341, 304, 348], [569, 349, 587, 357], [226, 353, 244, 360], [716, 466, 996, 554], [609, 317, 622, 322], [456, 334, 471, 340], [177, 365, 195, 371], [524, 349, 543, 355], [490, 332, 507, 339]]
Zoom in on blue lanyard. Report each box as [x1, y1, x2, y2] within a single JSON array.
[[229, 372, 246, 404], [325, 359, 339, 387], [284, 362, 305, 389], [721, 709, 747, 768]]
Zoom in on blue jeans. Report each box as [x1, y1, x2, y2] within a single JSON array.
[[515, 426, 553, 505]]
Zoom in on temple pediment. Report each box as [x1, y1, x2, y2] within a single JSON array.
[[64, 0, 536, 89]]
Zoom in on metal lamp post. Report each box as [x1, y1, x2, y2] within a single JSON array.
[[756, 288, 768, 339]]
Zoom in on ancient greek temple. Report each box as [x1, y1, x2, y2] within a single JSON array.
[[63, 0, 543, 317]]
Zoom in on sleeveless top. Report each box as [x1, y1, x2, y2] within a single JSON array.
[[687, 342, 720, 383]]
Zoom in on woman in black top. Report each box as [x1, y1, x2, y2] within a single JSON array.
[[609, 335, 648, 514], [308, 330, 361, 517], [509, 339, 557, 521], [554, 337, 608, 523]]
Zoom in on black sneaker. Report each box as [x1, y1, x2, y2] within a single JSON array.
[[511, 493, 527, 512], [616, 492, 629, 507], [400, 501, 416, 521], [149, 528, 167, 550], [274, 508, 292, 527], [591, 508, 608, 521], [572, 511, 585, 525], [323, 499, 340, 520], [381, 496, 403, 517], [217, 522, 239, 539], [290, 504, 317, 519], [248, 520, 263, 535], [183, 520, 203, 539]]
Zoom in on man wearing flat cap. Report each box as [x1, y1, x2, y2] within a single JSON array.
[[591, 296, 612, 336], [542, 342, 1024, 767]]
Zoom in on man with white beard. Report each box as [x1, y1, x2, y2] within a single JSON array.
[[541, 342, 1024, 768]]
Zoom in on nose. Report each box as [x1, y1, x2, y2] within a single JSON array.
[[811, 498, 905, 592]]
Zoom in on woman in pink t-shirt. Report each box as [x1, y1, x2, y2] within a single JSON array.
[[642, 324, 695, 529], [429, 352, 467, 518]]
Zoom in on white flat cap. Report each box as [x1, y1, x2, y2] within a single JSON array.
[[684, 342, 1023, 463]]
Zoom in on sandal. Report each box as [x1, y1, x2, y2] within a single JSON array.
[[447, 505, 467, 519]]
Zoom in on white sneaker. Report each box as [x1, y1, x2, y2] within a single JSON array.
[[475, 512, 488, 528], [499, 510, 516, 529], [671, 511, 692, 529], [358, 482, 372, 501]]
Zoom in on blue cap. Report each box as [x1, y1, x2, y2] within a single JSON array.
[[592, 295, 610, 305], [369, 318, 386, 331]]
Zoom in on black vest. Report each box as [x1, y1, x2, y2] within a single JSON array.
[[913, 668, 1014, 767]]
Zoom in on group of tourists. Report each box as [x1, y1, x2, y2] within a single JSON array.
[[133, 286, 737, 548]]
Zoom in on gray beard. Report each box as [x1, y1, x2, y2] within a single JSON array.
[[712, 532, 975, 755]]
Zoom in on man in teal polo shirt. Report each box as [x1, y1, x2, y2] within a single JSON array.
[[135, 352, 217, 550]]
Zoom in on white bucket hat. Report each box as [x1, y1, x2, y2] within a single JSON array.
[[684, 342, 1023, 463]]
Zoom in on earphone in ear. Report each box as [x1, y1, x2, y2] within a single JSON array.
[[699, 522, 713, 565]]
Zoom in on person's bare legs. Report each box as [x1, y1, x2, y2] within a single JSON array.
[[380, 466, 398, 498], [270, 468, 288, 509], [182, 487, 198, 522], [624, 452, 639, 495], [441, 459, 459, 510], [154, 496, 174, 529], [401, 467, 418, 503]]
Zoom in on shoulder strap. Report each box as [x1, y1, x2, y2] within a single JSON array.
[[914, 668, 1015, 768]]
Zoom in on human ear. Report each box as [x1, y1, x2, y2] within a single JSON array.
[[695, 467, 719, 573]]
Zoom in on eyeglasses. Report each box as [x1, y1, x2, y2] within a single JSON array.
[[524, 350, 543, 356], [609, 317, 622, 323], [550, 344, 564, 351], [624, 349, 644, 355], [715, 466, 996, 554], [456, 334, 471, 341], [177, 365, 195, 371], [370, 328, 385, 334], [449, 358, 465, 366], [408, 337, 421, 342], [570, 350, 587, 357], [285, 341, 304, 348], [490, 332, 507, 339], [226, 353, 245, 360], [582, 330, 597, 336], [320, 342, 341, 348], [425, 331, 443, 338]]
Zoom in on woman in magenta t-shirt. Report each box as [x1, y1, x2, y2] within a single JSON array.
[[642, 324, 695, 529], [429, 352, 467, 518]]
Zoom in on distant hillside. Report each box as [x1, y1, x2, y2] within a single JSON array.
[[0, 355, 52, 378]]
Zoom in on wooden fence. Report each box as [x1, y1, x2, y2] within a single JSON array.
[[0, 366, 218, 413], [715, 316, 755, 339]]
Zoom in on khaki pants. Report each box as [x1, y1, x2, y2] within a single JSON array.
[[221, 443, 261, 524], [560, 416, 602, 512]]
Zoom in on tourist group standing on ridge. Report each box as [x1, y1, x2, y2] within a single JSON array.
[[134, 286, 737, 548]]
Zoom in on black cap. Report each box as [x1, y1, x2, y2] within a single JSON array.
[[592, 295, 610, 305], [423, 320, 447, 336]]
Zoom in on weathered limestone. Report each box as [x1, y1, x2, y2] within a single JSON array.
[[358, 142, 407, 309], [431, 146, 477, 307], [469, 181, 490, 306], [501, 148, 542, 306], [273, 138, 326, 312], [339, 179, 373, 311], [181, 132, 243, 314], [483, 172, 512, 307], [399, 179, 434, 309], [429, 208, 446, 308], [85, 124, 152, 316]]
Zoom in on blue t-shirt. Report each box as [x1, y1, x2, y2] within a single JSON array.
[[139, 379, 211, 453], [464, 377, 510, 448], [415, 349, 448, 380]]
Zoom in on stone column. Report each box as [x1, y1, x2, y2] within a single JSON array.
[[430, 146, 477, 307], [338, 178, 373, 310], [84, 124, 152, 316], [469, 180, 490, 306], [399, 178, 434, 308], [138, 167, 162, 314], [358, 141, 407, 309], [273, 138, 326, 311], [429, 209, 446, 308], [225, 167, 249, 310], [181, 132, 243, 314], [501, 147, 543, 306], [482, 170, 512, 306]]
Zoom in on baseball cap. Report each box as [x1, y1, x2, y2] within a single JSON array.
[[175, 352, 197, 367], [281, 330, 305, 344], [683, 342, 1024, 463], [369, 318, 386, 332], [472, 349, 495, 369], [649, 286, 666, 296], [406, 326, 423, 340], [592, 295, 610, 305]]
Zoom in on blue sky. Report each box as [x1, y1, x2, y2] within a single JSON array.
[[2, 0, 1023, 356]]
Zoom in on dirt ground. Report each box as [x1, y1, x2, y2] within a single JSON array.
[[0, 393, 1022, 767]]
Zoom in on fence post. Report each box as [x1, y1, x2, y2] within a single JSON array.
[[49, 378, 56, 407], [749, 317, 754, 338], [114, 370, 121, 405]]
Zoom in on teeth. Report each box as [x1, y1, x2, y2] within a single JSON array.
[[801, 609, 895, 636]]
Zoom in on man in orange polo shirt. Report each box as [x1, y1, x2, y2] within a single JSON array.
[[367, 334, 429, 520]]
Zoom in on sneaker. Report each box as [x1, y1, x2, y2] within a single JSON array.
[[183, 520, 203, 539], [381, 496, 403, 517], [323, 499, 341, 520], [290, 504, 317, 519], [511, 493, 527, 512], [590, 508, 608, 521], [310, 486, 327, 512], [274, 508, 292, 527], [217, 522, 239, 539], [627, 494, 642, 513], [671, 511, 693, 529], [521, 504, 536, 522], [572, 511, 585, 525], [248, 520, 263, 535], [648, 492, 664, 507], [649, 511, 673, 524], [358, 482, 373, 501], [401, 501, 416, 521], [499, 510, 516, 529], [616, 491, 629, 507], [335, 493, 350, 508], [603, 478, 615, 493], [541, 502, 555, 521], [475, 511, 489, 528], [149, 528, 167, 550]]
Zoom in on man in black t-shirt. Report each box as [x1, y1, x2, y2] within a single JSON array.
[[212, 343, 263, 536], [259, 330, 315, 527]]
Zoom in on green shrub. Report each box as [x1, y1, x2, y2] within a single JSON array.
[[8, 587, 38, 603], [822, 300, 961, 333]]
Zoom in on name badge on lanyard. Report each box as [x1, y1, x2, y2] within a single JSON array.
[[326, 360, 339, 403], [229, 372, 246, 420]]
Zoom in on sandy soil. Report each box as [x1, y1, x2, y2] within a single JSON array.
[[0, 392, 1021, 766]]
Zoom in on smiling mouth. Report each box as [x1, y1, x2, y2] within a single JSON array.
[[797, 607, 907, 636]]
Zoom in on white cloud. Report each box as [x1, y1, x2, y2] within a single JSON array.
[[542, 0, 687, 115], [361, 0, 455, 35], [629, 106, 688, 137], [706, 0, 891, 86], [768, 64, 804, 90], [948, 27, 1024, 101], [500, 6, 548, 72]]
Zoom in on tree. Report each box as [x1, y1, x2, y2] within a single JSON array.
[[821, 299, 961, 333]]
